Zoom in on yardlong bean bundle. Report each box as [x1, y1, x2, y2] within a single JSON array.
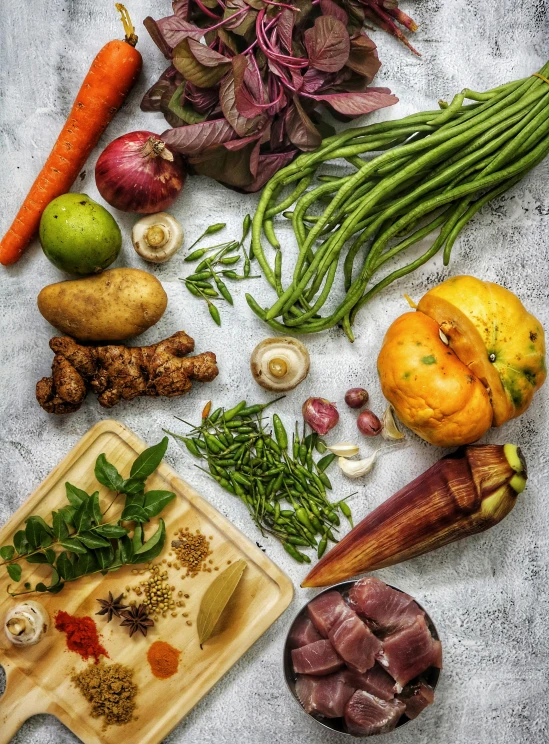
[[246, 64, 549, 341]]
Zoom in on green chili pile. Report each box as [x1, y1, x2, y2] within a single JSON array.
[[164, 400, 354, 563], [246, 63, 549, 341]]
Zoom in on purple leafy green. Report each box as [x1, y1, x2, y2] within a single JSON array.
[[142, 0, 418, 190]]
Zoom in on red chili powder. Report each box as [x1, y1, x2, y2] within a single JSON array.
[[55, 610, 109, 664]]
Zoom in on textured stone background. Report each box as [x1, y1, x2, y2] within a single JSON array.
[[1, 1, 548, 743]]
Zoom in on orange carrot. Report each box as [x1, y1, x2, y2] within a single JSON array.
[[0, 4, 142, 266]]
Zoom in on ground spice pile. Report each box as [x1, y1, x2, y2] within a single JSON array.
[[147, 640, 181, 679], [171, 527, 213, 578], [55, 610, 108, 664], [72, 662, 138, 727]]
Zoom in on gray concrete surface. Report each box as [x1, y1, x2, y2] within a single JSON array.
[[0, 1, 548, 742]]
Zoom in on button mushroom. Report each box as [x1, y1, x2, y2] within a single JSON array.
[[4, 600, 49, 647], [132, 212, 183, 263], [250, 337, 310, 392]]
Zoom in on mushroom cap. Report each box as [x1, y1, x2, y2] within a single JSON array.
[[250, 336, 310, 391], [4, 600, 49, 646], [132, 212, 183, 263]]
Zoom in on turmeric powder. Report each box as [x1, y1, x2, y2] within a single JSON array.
[[147, 640, 181, 679]]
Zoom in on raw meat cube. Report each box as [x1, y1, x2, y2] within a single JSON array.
[[398, 681, 435, 720], [295, 672, 356, 718], [349, 577, 424, 635], [307, 591, 349, 637], [344, 690, 406, 736], [329, 611, 381, 673], [343, 664, 396, 702], [289, 615, 323, 649], [377, 616, 442, 692], [292, 639, 344, 676]]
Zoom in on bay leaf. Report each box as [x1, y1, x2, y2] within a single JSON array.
[[197, 559, 247, 645]]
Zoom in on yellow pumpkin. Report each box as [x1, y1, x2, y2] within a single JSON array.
[[378, 276, 546, 447]]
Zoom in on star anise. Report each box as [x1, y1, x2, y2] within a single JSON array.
[[119, 604, 155, 638], [95, 592, 128, 622]]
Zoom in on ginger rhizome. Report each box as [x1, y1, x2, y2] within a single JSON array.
[[36, 331, 218, 414]]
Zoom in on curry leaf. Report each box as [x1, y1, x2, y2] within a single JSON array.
[[73, 500, 92, 533], [129, 437, 169, 481], [143, 490, 176, 519], [89, 492, 102, 525], [95, 455, 124, 492], [7, 563, 22, 582], [59, 537, 88, 555], [119, 535, 134, 564], [121, 505, 150, 523], [78, 531, 111, 549], [95, 544, 115, 570], [65, 482, 89, 508], [13, 531, 29, 556], [0, 545, 15, 560], [132, 519, 166, 562], [57, 552, 74, 581], [52, 511, 69, 541], [95, 524, 128, 539], [26, 552, 50, 564]]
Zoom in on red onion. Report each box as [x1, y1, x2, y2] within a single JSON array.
[[345, 387, 369, 409], [302, 397, 339, 436], [95, 131, 186, 214], [357, 410, 382, 437]]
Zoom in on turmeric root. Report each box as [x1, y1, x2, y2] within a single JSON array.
[[36, 331, 218, 414]]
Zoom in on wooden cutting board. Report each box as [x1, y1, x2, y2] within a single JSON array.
[[0, 420, 293, 744]]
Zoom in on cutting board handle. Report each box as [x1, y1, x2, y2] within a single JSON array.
[[0, 664, 50, 744]]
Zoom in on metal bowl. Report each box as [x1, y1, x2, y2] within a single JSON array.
[[283, 581, 441, 737]]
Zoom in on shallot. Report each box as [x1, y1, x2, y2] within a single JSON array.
[[95, 131, 186, 214], [357, 410, 382, 437], [345, 388, 369, 409], [302, 398, 339, 436]]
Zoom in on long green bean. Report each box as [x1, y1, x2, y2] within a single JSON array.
[[245, 64, 549, 339]]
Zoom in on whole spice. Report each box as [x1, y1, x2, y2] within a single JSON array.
[[147, 640, 181, 679], [357, 410, 382, 437], [171, 528, 213, 578], [140, 1, 410, 191], [246, 65, 549, 340], [302, 398, 339, 436], [0, 439, 174, 595], [164, 399, 353, 561], [72, 661, 138, 727], [139, 563, 176, 619], [197, 559, 246, 646], [120, 604, 155, 638], [55, 610, 108, 664], [95, 131, 186, 213], [303, 444, 527, 587], [96, 592, 128, 623]]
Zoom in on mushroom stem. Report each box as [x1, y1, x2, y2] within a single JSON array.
[[146, 225, 169, 248]]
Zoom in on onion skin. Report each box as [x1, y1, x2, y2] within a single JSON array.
[[345, 388, 369, 409], [302, 397, 339, 436], [302, 444, 527, 587], [357, 410, 382, 436], [95, 131, 186, 214]]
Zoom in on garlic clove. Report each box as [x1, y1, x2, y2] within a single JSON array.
[[4, 600, 49, 647], [132, 212, 183, 263], [327, 442, 360, 458], [338, 452, 378, 479], [381, 405, 405, 441]]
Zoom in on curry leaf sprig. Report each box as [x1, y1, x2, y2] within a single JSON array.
[[165, 401, 354, 563], [0, 438, 175, 597], [181, 216, 259, 326]]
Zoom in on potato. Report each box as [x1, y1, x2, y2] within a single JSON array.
[[37, 268, 168, 342]]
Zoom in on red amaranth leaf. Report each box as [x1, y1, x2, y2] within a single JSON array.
[[156, 16, 203, 48], [304, 16, 351, 73], [173, 38, 231, 87], [162, 118, 238, 156], [313, 87, 398, 115], [285, 98, 322, 151], [277, 9, 295, 53], [242, 150, 298, 192], [319, 0, 348, 25], [220, 72, 265, 136], [346, 33, 380, 81], [172, 0, 190, 20]]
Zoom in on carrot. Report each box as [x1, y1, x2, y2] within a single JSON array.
[[0, 4, 142, 266]]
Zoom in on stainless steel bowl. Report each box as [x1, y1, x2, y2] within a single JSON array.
[[283, 581, 441, 737]]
